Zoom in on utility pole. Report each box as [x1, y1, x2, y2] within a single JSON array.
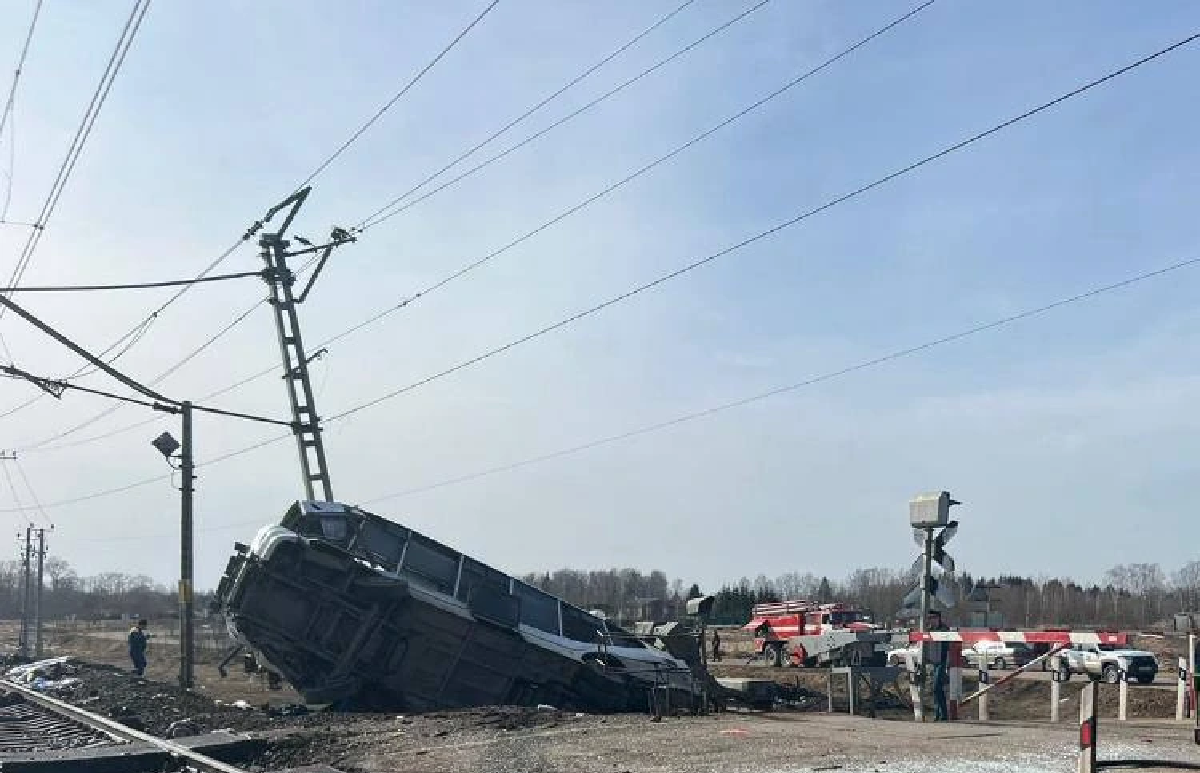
[[152, 401, 195, 690], [18, 524, 31, 658], [179, 401, 195, 690], [258, 187, 352, 501], [34, 527, 45, 658]]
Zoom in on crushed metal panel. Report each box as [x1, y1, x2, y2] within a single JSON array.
[[213, 501, 705, 713]]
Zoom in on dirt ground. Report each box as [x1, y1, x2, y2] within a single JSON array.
[[38, 620, 304, 707], [20, 657, 1200, 773]]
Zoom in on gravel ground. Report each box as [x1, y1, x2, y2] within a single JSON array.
[[243, 711, 1200, 773]]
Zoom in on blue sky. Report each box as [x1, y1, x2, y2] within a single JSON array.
[[0, 0, 1197, 593]]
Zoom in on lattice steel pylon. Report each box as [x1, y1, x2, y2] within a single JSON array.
[[257, 187, 353, 502]]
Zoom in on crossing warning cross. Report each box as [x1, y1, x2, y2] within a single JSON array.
[[902, 492, 962, 622]]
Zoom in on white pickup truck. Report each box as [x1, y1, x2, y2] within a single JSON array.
[[1054, 642, 1158, 684]]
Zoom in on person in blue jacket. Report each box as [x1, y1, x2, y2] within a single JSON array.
[[128, 618, 149, 677]]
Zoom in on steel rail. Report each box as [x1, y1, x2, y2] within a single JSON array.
[[0, 678, 251, 773]]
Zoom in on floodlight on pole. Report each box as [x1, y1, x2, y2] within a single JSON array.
[[151, 431, 180, 460]]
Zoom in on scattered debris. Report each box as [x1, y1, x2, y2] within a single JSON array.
[[5, 656, 84, 693], [166, 718, 200, 738]]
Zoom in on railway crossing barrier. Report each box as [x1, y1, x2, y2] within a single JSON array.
[[904, 630, 1200, 732]]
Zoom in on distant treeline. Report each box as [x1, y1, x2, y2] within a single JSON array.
[[525, 562, 1200, 629], [0, 557, 212, 622], [3, 553, 1194, 634]]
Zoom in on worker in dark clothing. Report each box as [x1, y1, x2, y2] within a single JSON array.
[[128, 619, 149, 677], [711, 629, 722, 662], [925, 611, 950, 721]]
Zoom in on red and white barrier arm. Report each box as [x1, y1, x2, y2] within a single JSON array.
[[961, 644, 1067, 705]]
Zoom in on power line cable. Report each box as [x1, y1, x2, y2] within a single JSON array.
[[353, 0, 696, 226], [357, 0, 773, 232], [0, 455, 27, 522], [0, 0, 45, 155], [1, 123, 11, 224], [12, 457, 49, 527], [15, 0, 925, 454], [1, 0, 151, 310], [0, 367, 291, 427], [6, 25, 1193, 472], [17, 257, 319, 452], [3, 35, 1199, 517], [345, 1, 936, 334], [0, 1, 494, 423], [8, 252, 1198, 518], [0, 0, 157, 418], [297, 0, 501, 190], [0, 269, 262, 293], [0, 472, 166, 513], [0, 293, 171, 404], [328, 31, 1200, 423], [0, 314, 158, 421], [0, 0, 46, 222], [357, 255, 1200, 502]]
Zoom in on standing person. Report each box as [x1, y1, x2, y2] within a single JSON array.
[[128, 618, 149, 677], [711, 628, 722, 662], [925, 610, 949, 720]]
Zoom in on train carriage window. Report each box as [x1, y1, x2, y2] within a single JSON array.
[[456, 557, 509, 603], [353, 517, 408, 572], [561, 604, 606, 644], [400, 534, 458, 594], [514, 582, 559, 635], [320, 515, 349, 542]]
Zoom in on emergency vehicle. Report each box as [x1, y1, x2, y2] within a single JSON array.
[[743, 600, 887, 667]]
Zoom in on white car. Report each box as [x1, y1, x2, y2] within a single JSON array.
[[966, 640, 1016, 670], [886, 644, 921, 667]]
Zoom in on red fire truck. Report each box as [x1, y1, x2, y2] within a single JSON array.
[[743, 600, 887, 667]]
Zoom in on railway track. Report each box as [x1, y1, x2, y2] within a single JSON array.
[[0, 678, 256, 772]]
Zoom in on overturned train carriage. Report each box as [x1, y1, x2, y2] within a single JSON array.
[[212, 501, 705, 712]]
